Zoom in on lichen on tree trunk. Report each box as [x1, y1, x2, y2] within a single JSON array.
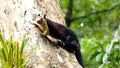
[[0, 0, 82, 68]]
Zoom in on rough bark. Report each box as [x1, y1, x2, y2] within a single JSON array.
[[0, 0, 82, 68]]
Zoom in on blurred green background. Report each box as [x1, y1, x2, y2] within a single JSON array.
[[59, 0, 120, 68]]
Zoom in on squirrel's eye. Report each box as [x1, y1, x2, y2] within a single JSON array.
[[38, 14, 40, 16]]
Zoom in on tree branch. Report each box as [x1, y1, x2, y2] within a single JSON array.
[[71, 3, 120, 22], [65, 0, 73, 27]]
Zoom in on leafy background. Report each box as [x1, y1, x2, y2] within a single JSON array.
[[59, 0, 120, 68]]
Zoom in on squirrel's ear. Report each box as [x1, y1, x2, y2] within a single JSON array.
[[44, 14, 46, 19], [38, 14, 40, 16]]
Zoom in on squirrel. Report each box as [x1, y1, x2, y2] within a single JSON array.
[[31, 14, 85, 68]]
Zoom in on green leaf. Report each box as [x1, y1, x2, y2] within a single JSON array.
[[89, 51, 101, 60], [0, 33, 8, 61], [20, 38, 29, 54]]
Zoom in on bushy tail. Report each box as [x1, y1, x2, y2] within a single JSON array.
[[75, 50, 84, 68]]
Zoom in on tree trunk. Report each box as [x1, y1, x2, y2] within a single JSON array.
[[0, 0, 82, 68]]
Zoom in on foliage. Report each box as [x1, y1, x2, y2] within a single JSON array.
[[0, 32, 35, 68], [59, 0, 120, 67], [102, 41, 120, 68], [81, 37, 120, 68], [60, 0, 120, 38]]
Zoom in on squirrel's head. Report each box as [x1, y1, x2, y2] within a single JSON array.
[[36, 14, 47, 25]]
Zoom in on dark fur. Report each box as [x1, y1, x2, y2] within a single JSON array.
[[46, 19, 84, 68]]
